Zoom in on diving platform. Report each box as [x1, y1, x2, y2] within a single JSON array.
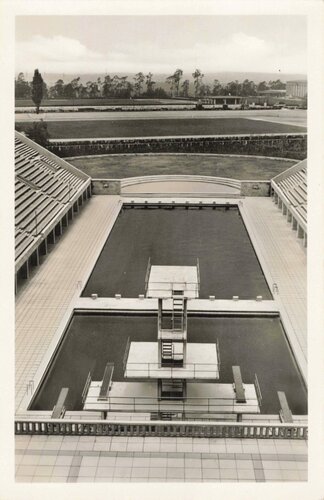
[[124, 342, 220, 380], [146, 265, 199, 299], [83, 380, 260, 415]]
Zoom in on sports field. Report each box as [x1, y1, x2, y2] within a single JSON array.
[[30, 312, 307, 415], [69, 154, 296, 180], [82, 207, 272, 300], [16, 117, 306, 139]]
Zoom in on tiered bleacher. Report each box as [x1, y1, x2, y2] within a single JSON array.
[[271, 159, 307, 244], [15, 131, 91, 281]]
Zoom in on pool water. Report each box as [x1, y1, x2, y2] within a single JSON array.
[[30, 313, 307, 415], [82, 206, 272, 300]]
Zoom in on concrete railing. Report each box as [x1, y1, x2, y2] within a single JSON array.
[[15, 418, 307, 439]]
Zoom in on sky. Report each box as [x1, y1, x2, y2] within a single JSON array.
[[15, 15, 307, 76]]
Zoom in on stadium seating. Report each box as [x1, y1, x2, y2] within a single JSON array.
[[15, 132, 91, 282], [271, 160, 307, 244]]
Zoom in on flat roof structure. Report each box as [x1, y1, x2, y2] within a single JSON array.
[[83, 381, 260, 415], [146, 265, 199, 298], [125, 342, 219, 380]]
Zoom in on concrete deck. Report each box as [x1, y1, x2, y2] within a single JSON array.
[[125, 342, 219, 380], [147, 265, 199, 298], [239, 197, 307, 381], [83, 381, 259, 415], [74, 297, 278, 313], [15, 195, 122, 412]]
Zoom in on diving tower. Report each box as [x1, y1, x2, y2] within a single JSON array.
[[82, 264, 262, 419]]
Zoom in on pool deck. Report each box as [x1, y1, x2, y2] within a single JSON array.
[[74, 297, 278, 313], [14, 194, 307, 483]]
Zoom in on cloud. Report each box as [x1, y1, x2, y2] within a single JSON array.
[[15, 32, 306, 76], [16, 35, 103, 72]]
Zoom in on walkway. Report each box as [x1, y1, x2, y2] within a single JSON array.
[[240, 197, 307, 380], [15, 434, 307, 483], [15, 195, 122, 412]]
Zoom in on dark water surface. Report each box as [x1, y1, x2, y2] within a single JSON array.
[[30, 313, 307, 415]]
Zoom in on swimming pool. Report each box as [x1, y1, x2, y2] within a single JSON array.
[[30, 312, 307, 415], [82, 205, 272, 300]]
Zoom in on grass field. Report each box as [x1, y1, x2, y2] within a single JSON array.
[[16, 117, 306, 139], [30, 312, 307, 414], [69, 154, 296, 180]]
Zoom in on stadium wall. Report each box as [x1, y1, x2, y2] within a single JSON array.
[[91, 177, 270, 197], [92, 179, 121, 194], [48, 134, 307, 160], [241, 181, 270, 196]]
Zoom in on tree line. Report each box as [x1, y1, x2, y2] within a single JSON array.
[[15, 69, 286, 101]]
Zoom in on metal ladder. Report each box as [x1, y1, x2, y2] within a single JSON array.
[[172, 296, 184, 330], [161, 341, 173, 362]]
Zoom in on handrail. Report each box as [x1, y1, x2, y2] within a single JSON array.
[[144, 256, 151, 294], [125, 361, 220, 378], [216, 338, 221, 373], [196, 258, 200, 293], [122, 337, 131, 373], [15, 418, 308, 440], [81, 372, 92, 404], [254, 373, 263, 407], [88, 396, 259, 414]]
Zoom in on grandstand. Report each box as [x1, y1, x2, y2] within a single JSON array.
[[271, 159, 307, 246], [15, 132, 91, 289]]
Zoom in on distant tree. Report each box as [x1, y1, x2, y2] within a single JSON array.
[[15, 72, 31, 99], [145, 72, 155, 96], [51, 79, 65, 98], [181, 79, 190, 98], [85, 80, 99, 98], [42, 80, 48, 99], [70, 77, 81, 98], [257, 81, 268, 92], [192, 69, 204, 97], [225, 81, 238, 95], [31, 69, 44, 114], [212, 79, 223, 96], [173, 69, 183, 96], [199, 84, 212, 97], [241, 79, 256, 96], [166, 74, 176, 97], [25, 120, 50, 147], [151, 86, 169, 98], [134, 72, 145, 96], [103, 75, 114, 97], [269, 79, 286, 90], [97, 77, 103, 97]]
